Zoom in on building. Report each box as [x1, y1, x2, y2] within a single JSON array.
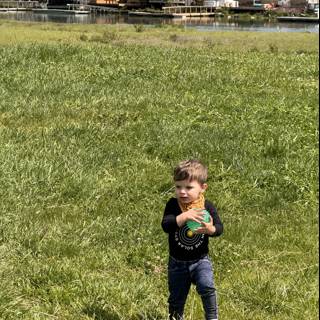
[[47, 0, 121, 5], [238, 0, 265, 6], [148, 0, 194, 6], [307, 0, 319, 9], [125, 0, 149, 7], [203, 0, 239, 6], [88, 0, 121, 5], [47, 0, 68, 7], [277, 0, 307, 7]]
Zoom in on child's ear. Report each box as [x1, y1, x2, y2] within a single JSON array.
[[201, 183, 208, 192]]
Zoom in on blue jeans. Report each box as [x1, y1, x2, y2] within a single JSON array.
[[168, 255, 218, 320]]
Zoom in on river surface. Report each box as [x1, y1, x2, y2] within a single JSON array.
[[0, 10, 319, 33]]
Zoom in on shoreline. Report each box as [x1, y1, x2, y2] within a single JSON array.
[[277, 16, 319, 23], [0, 7, 319, 26]]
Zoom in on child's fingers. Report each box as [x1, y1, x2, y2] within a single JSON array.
[[200, 216, 212, 225], [194, 209, 205, 216], [196, 223, 210, 233], [191, 217, 203, 224], [192, 211, 205, 223], [194, 226, 206, 234]]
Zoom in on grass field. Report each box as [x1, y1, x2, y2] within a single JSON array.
[[0, 20, 319, 320]]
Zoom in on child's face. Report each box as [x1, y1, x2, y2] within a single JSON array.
[[174, 179, 207, 204]]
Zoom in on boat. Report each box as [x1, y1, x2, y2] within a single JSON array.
[[128, 11, 174, 18], [32, 8, 90, 14]]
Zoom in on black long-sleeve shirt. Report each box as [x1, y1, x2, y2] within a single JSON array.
[[162, 197, 223, 261]]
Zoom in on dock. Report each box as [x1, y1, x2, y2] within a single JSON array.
[[32, 8, 90, 14], [77, 5, 120, 13], [163, 6, 216, 18], [0, 0, 123, 14], [66, 3, 121, 14], [0, 7, 26, 11], [32, 3, 123, 14], [128, 11, 175, 18]]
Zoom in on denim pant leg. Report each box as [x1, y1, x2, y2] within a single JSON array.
[[190, 257, 218, 320], [168, 258, 192, 320]]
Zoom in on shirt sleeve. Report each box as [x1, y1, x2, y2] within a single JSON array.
[[206, 201, 224, 237], [161, 198, 179, 233]]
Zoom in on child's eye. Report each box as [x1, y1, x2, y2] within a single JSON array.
[[186, 186, 193, 190]]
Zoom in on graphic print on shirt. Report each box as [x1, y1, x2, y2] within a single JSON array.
[[175, 225, 205, 251]]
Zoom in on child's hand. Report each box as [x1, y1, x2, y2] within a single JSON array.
[[195, 216, 216, 236], [176, 208, 205, 227]]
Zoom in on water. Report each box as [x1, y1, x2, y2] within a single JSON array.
[[0, 10, 319, 33]]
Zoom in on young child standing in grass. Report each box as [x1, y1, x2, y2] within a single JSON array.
[[162, 159, 223, 320]]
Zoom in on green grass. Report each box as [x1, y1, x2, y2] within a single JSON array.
[[0, 20, 318, 320]]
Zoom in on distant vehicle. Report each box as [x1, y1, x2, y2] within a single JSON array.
[[253, 0, 263, 6]]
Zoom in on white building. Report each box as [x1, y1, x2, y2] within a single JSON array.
[[277, 0, 291, 6], [277, 0, 313, 7], [307, 0, 319, 9], [203, 0, 239, 7]]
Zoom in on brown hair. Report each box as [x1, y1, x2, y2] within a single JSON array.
[[173, 159, 208, 184]]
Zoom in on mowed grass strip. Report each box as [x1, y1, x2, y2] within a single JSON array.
[[0, 21, 318, 319]]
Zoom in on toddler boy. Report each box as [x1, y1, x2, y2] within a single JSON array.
[[162, 159, 223, 320]]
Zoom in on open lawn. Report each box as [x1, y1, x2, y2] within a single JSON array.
[[0, 20, 319, 319]]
